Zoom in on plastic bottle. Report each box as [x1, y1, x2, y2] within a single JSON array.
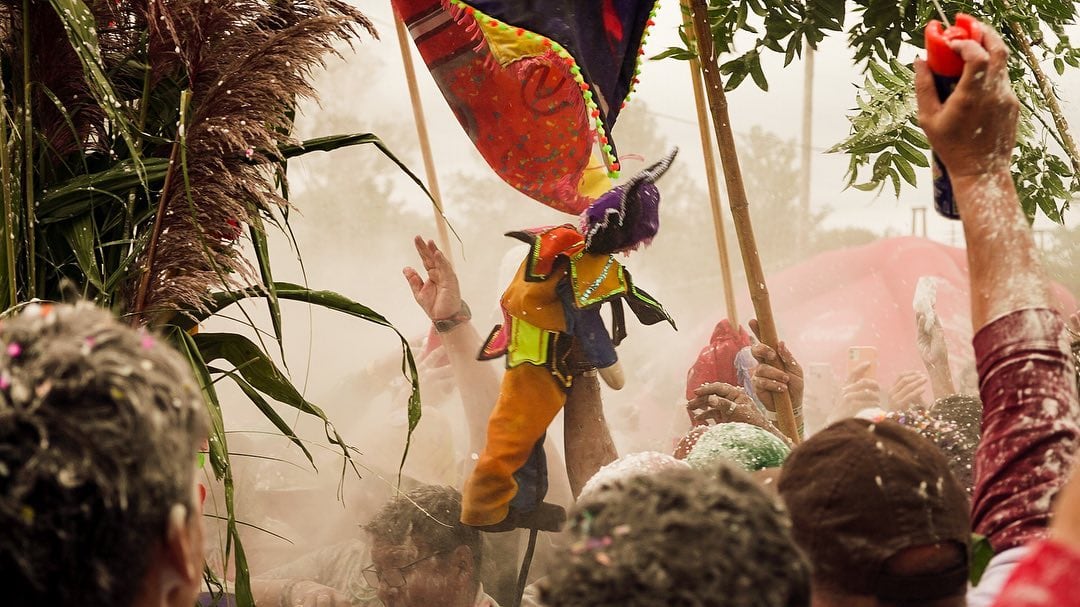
[[925, 13, 983, 219]]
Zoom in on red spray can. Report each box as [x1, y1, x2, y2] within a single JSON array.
[[925, 13, 983, 219]]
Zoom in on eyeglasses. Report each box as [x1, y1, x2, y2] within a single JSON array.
[[362, 552, 446, 589]]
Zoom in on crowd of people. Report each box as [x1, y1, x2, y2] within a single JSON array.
[[2, 21, 1079, 607]]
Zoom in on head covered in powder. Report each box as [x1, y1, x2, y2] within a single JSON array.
[[0, 302, 209, 607], [540, 463, 810, 607], [685, 422, 791, 472], [578, 451, 690, 502], [364, 485, 483, 607], [891, 398, 981, 494]]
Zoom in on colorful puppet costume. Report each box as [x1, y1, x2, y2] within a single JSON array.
[[390, 0, 660, 214], [461, 152, 677, 529]]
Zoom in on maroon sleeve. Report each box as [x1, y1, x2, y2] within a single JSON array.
[[991, 540, 1080, 607], [972, 309, 1080, 552]]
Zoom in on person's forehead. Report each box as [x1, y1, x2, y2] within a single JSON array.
[[372, 536, 421, 565]]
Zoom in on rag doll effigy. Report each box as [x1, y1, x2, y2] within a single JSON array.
[[461, 150, 678, 530]]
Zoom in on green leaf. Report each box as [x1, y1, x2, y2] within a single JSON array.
[[61, 215, 104, 292], [970, 534, 994, 585], [893, 155, 917, 186], [871, 151, 894, 181], [47, 0, 144, 178], [248, 215, 284, 361], [193, 284, 422, 477], [192, 332, 363, 476], [39, 159, 168, 223], [725, 66, 750, 91], [888, 168, 901, 196], [171, 328, 253, 606], [195, 333, 330, 423], [895, 140, 930, 168], [749, 54, 769, 91], [651, 47, 696, 61], [278, 133, 459, 245], [219, 370, 315, 467]]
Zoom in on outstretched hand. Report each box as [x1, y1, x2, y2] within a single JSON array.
[[916, 306, 958, 398], [685, 382, 790, 445], [836, 361, 882, 418], [916, 308, 949, 371], [748, 319, 804, 412], [402, 235, 461, 321], [686, 382, 758, 426], [914, 23, 1019, 180], [887, 371, 929, 410]]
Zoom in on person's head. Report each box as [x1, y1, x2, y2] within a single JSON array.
[[0, 303, 209, 607], [540, 464, 811, 607], [779, 419, 970, 607], [683, 422, 791, 473], [578, 450, 690, 502], [887, 397, 982, 494], [364, 485, 482, 607]]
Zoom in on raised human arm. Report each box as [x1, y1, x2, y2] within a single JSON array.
[[563, 365, 618, 499], [914, 29, 1047, 328], [402, 235, 500, 458], [916, 25, 1080, 552]]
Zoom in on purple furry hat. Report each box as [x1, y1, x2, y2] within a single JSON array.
[[581, 148, 677, 254]]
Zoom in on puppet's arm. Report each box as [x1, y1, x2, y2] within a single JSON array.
[[556, 281, 625, 390]]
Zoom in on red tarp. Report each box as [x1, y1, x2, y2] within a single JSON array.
[[727, 236, 1076, 387]]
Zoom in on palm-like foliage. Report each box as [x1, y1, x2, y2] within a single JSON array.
[[0, 1, 423, 604]]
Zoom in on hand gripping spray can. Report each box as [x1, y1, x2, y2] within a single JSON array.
[[925, 13, 983, 218]]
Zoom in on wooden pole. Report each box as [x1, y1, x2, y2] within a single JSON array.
[[797, 48, 814, 256], [393, 14, 453, 257], [687, 0, 801, 443], [679, 0, 739, 326]]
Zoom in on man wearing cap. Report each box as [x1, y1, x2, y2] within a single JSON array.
[[779, 419, 972, 605], [766, 21, 1080, 607]]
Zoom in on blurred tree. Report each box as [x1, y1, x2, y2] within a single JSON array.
[[1041, 223, 1080, 299]]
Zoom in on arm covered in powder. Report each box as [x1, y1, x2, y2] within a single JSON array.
[[915, 26, 1079, 551]]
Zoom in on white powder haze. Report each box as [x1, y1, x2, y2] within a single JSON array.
[[195, 0, 1080, 585]]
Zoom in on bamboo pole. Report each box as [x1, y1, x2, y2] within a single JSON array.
[[678, 0, 739, 326], [797, 48, 814, 255], [687, 0, 801, 444], [1007, 22, 1080, 176], [393, 14, 453, 258]]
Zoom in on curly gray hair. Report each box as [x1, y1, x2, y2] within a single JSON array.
[[539, 463, 810, 607], [365, 484, 483, 572], [0, 303, 209, 607]]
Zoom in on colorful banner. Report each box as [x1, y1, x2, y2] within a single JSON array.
[[392, 0, 659, 214]]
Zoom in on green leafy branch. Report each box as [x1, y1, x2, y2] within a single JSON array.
[[653, 0, 1080, 221]]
